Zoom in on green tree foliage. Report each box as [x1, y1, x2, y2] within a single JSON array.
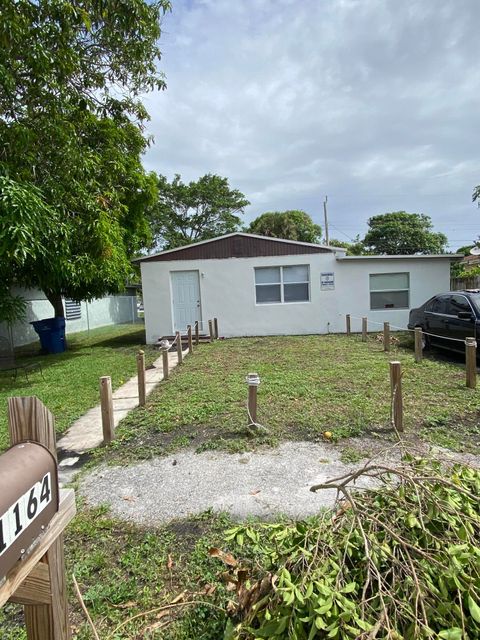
[[248, 210, 322, 243], [0, 0, 170, 316], [362, 212, 447, 255], [472, 184, 480, 204], [456, 244, 475, 256], [222, 459, 480, 640], [149, 174, 250, 249], [328, 237, 366, 255]]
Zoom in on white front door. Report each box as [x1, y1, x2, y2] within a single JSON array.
[[171, 270, 202, 332]]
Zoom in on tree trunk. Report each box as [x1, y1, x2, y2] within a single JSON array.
[[44, 290, 65, 317]]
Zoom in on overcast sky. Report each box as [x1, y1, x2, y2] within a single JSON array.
[[143, 0, 480, 251]]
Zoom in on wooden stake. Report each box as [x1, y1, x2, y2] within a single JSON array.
[[346, 314, 351, 336], [362, 317, 367, 342], [7, 397, 72, 640], [248, 386, 257, 423], [384, 322, 390, 352], [414, 327, 423, 363], [194, 321, 199, 346], [176, 331, 183, 364], [389, 361, 403, 432], [99, 376, 114, 444], [136, 350, 146, 406], [209, 319, 215, 342], [162, 347, 169, 380], [465, 337, 477, 389], [187, 325, 193, 354], [214, 317, 219, 339]]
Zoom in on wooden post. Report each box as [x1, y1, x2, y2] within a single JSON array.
[[362, 317, 368, 342], [389, 361, 403, 432], [7, 397, 72, 640], [214, 317, 219, 340], [465, 337, 477, 389], [176, 331, 183, 364], [384, 322, 390, 352], [162, 347, 169, 380], [100, 376, 114, 444], [187, 325, 193, 354], [346, 314, 351, 336], [248, 386, 257, 423], [414, 327, 423, 363], [209, 319, 215, 342], [136, 350, 146, 406], [246, 373, 260, 425], [195, 321, 199, 346]]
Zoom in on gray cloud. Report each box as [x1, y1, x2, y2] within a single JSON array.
[[143, 0, 480, 249]]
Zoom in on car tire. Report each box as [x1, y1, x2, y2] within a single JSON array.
[[419, 329, 430, 351]]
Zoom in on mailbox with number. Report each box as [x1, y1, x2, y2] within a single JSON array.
[[0, 442, 59, 580]]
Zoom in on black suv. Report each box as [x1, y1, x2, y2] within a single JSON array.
[[408, 290, 480, 352]]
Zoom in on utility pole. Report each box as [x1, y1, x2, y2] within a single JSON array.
[[323, 195, 329, 245]]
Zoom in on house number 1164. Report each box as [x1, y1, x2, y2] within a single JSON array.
[[0, 473, 52, 555]]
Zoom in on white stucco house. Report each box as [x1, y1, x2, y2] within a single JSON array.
[[135, 232, 457, 343]]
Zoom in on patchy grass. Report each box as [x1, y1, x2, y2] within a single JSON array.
[[339, 445, 368, 464], [0, 324, 157, 452], [95, 333, 480, 465], [0, 505, 238, 640]]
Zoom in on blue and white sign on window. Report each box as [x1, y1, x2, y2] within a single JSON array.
[[321, 272, 335, 290]]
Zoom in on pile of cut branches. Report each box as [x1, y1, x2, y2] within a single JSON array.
[[219, 458, 480, 639]]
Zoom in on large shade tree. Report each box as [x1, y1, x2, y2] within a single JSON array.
[[149, 174, 250, 249], [362, 212, 447, 255], [247, 210, 322, 243], [0, 0, 170, 318]]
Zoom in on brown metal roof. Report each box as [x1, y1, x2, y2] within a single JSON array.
[[137, 233, 332, 262]]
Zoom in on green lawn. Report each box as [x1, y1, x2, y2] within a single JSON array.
[[2, 334, 480, 639], [100, 333, 480, 464], [0, 324, 157, 451], [0, 504, 236, 640]]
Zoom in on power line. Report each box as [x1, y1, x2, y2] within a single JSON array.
[[328, 224, 357, 243]]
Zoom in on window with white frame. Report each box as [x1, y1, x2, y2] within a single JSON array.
[[255, 265, 310, 304], [369, 273, 410, 310]]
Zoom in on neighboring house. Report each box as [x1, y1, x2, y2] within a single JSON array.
[[459, 254, 480, 271], [135, 233, 459, 343], [1, 288, 139, 347]]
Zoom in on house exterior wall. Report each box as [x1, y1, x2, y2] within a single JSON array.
[[141, 253, 452, 343], [334, 258, 451, 333], [0, 289, 138, 347]]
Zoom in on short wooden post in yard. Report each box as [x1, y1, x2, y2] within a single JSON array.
[[389, 361, 403, 432], [176, 330, 183, 364], [246, 373, 260, 424], [136, 350, 146, 406], [214, 317, 219, 340], [346, 314, 351, 336], [362, 317, 368, 342], [384, 322, 390, 352], [5, 396, 76, 640], [100, 375, 115, 444], [209, 319, 215, 342], [187, 325, 193, 354], [162, 347, 169, 380], [195, 321, 200, 346], [465, 337, 477, 389], [414, 327, 423, 363]]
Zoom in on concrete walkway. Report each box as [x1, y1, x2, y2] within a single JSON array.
[[57, 348, 188, 458]]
